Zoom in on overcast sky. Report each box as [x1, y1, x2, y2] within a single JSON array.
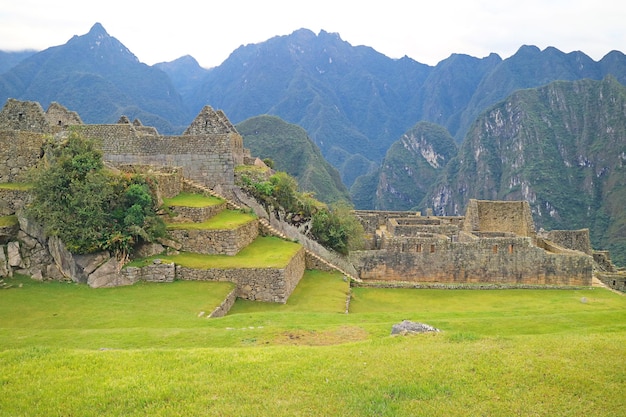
[[1, 0, 624, 68]]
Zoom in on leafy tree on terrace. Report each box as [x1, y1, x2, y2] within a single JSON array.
[[237, 166, 364, 254], [28, 131, 165, 259]]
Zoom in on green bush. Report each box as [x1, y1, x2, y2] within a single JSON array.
[[237, 167, 363, 253], [311, 202, 365, 254], [28, 131, 165, 258]]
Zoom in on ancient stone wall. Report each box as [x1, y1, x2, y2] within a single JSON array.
[[176, 247, 305, 303], [596, 273, 626, 292], [355, 210, 421, 234], [0, 99, 246, 194], [115, 165, 184, 201], [0, 189, 31, 216], [71, 123, 242, 190], [0, 131, 46, 183], [168, 219, 258, 255], [0, 99, 49, 133], [464, 199, 536, 239], [45, 102, 83, 128], [209, 288, 238, 318], [305, 251, 336, 271], [167, 203, 227, 224], [380, 234, 450, 253], [387, 218, 459, 238], [351, 237, 593, 286], [542, 229, 592, 255], [122, 260, 175, 283]]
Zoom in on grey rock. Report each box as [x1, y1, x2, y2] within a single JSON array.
[[17, 212, 47, 245], [391, 320, 440, 336], [88, 257, 137, 288], [7, 241, 22, 267], [74, 252, 110, 276], [0, 245, 9, 276], [133, 242, 165, 259], [48, 236, 87, 283]]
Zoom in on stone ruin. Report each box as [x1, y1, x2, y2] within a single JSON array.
[[350, 199, 616, 287], [0, 98, 624, 297], [0, 99, 305, 304]]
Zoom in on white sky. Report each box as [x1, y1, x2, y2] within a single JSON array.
[[0, 0, 624, 68]]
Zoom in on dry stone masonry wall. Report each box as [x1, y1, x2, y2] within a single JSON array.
[[1, 98, 622, 294], [176, 247, 306, 303], [168, 219, 259, 255]]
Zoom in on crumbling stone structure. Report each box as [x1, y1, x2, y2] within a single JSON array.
[[351, 199, 597, 286], [0, 98, 305, 305], [0, 99, 246, 193], [1, 98, 622, 297]]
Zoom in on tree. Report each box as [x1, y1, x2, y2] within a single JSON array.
[[28, 131, 165, 259]]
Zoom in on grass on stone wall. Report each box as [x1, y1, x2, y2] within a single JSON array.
[[0, 214, 18, 227], [127, 236, 301, 269], [165, 209, 256, 230], [0, 182, 32, 191], [161, 192, 224, 208]]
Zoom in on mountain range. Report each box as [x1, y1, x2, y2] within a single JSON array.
[[1, 23, 625, 263]]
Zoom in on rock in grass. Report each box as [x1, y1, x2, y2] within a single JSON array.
[[391, 320, 440, 336]]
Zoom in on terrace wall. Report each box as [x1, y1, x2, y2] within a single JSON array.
[[0, 189, 31, 216], [167, 203, 227, 223], [168, 218, 258, 255], [176, 247, 306, 303], [350, 237, 593, 286]]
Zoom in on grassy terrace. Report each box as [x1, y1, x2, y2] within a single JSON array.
[[0, 214, 18, 227], [1, 270, 624, 416], [128, 236, 301, 269], [162, 192, 223, 208], [0, 182, 33, 191], [165, 209, 256, 230]]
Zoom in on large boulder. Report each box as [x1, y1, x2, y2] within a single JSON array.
[[7, 241, 23, 268], [47, 236, 87, 283], [17, 212, 47, 245], [88, 257, 138, 288]]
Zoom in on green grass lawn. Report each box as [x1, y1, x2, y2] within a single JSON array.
[[166, 209, 256, 230], [161, 192, 223, 208], [1, 271, 624, 416]]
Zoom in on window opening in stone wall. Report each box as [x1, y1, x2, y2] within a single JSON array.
[[417, 244, 422, 253], [430, 244, 435, 253], [493, 245, 498, 253], [613, 280, 617, 286], [508, 244, 514, 254]]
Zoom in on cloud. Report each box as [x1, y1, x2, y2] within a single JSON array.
[[0, 0, 623, 67]]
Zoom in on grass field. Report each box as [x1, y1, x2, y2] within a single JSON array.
[[1, 271, 625, 416]]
